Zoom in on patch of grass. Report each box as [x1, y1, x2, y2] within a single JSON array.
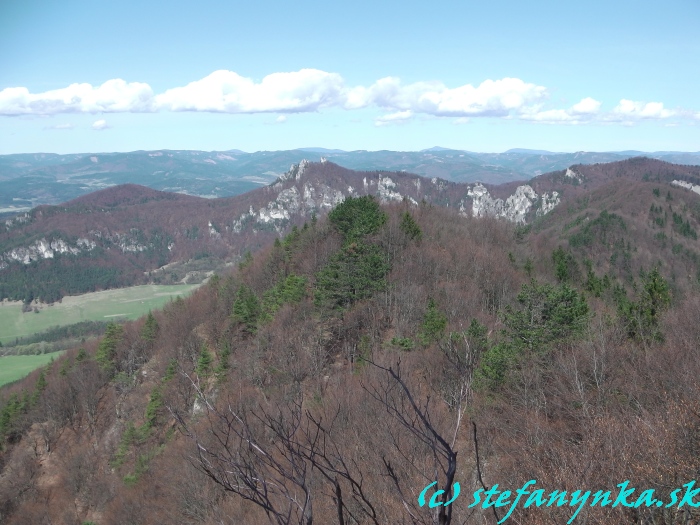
[[0, 353, 63, 387], [0, 284, 199, 345]]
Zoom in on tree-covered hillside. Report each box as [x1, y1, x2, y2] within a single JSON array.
[[3, 157, 698, 304], [1, 194, 700, 524]]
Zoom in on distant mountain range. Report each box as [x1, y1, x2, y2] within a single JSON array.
[[2, 148, 699, 214]]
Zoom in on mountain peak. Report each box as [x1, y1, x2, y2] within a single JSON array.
[[421, 146, 455, 152], [504, 148, 556, 155], [66, 183, 200, 208], [295, 147, 346, 154]]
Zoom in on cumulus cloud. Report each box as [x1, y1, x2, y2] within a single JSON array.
[[0, 79, 154, 116], [0, 72, 550, 118], [520, 108, 576, 123], [517, 96, 676, 125], [375, 110, 413, 126], [351, 77, 548, 117], [519, 97, 602, 123], [91, 119, 110, 130], [155, 69, 345, 113], [275, 115, 287, 123], [0, 70, 694, 127], [571, 97, 602, 115], [608, 99, 675, 121]]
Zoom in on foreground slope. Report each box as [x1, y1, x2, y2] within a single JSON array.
[[1, 187, 700, 524]]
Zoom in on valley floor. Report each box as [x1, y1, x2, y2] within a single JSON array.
[[0, 353, 63, 387], [0, 284, 200, 346]]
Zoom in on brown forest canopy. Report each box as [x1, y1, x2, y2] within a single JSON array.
[[2, 169, 700, 524]]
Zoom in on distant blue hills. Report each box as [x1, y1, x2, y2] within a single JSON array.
[[1, 147, 698, 213]]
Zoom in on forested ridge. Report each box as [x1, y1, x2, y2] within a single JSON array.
[[3, 156, 699, 304], [2, 183, 700, 524]]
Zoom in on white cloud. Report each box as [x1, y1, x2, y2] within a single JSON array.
[[0, 79, 154, 116], [351, 77, 548, 117], [609, 99, 675, 121], [520, 96, 682, 126], [0, 70, 695, 127], [44, 123, 74, 130], [343, 84, 373, 110], [520, 107, 574, 123], [91, 119, 110, 130], [518, 97, 602, 124], [155, 69, 345, 113], [0, 72, 549, 119], [453, 117, 471, 125], [571, 97, 602, 115], [374, 110, 413, 126]]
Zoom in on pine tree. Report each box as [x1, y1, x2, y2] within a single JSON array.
[[141, 311, 159, 343], [328, 195, 387, 243], [419, 298, 448, 345], [399, 211, 422, 242], [475, 280, 590, 390], [315, 241, 390, 309], [238, 251, 254, 270], [232, 285, 261, 334], [637, 267, 671, 341], [143, 386, 163, 431], [490, 279, 590, 356], [76, 347, 87, 362], [215, 342, 232, 377], [96, 322, 124, 373], [163, 359, 178, 382], [31, 369, 48, 406], [196, 345, 214, 377]]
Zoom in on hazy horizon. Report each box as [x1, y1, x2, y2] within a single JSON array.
[[3, 146, 700, 157]]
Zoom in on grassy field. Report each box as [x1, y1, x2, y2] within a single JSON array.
[[0, 284, 200, 346], [0, 353, 64, 387]]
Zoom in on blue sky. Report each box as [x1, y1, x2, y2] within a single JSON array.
[[1, 0, 698, 154]]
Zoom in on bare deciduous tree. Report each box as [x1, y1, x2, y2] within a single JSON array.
[[363, 360, 458, 525]]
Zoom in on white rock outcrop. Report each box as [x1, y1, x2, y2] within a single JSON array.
[[537, 191, 561, 216], [565, 168, 582, 183], [4, 213, 31, 230], [1, 237, 89, 265], [208, 221, 221, 239], [671, 180, 700, 196], [377, 176, 404, 202], [463, 183, 560, 223], [279, 159, 310, 182], [231, 160, 560, 236]]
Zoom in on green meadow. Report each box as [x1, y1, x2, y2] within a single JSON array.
[[0, 284, 200, 346], [0, 353, 63, 387]]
